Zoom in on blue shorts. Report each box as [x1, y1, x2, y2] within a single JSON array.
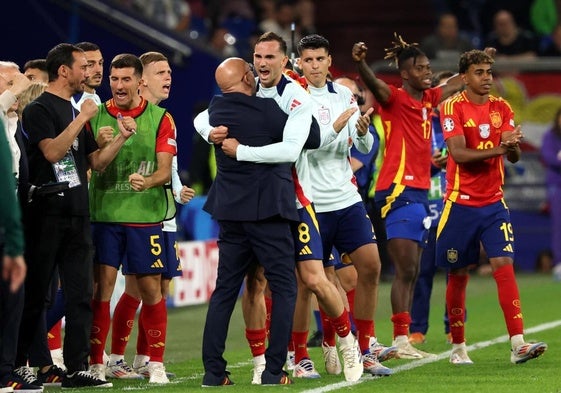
[[162, 230, 182, 279], [294, 204, 324, 263], [92, 223, 167, 275], [316, 202, 376, 265], [436, 200, 515, 269], [330, 247, 353, 270], [384, 202, 430, 246]]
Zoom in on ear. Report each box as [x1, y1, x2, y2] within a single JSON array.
[[59, 65, 68, 78], [400, 69, 408, 81]]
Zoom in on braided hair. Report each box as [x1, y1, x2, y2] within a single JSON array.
[[384, 32, 425, 70]]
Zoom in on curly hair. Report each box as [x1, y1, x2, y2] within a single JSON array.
[[458, 50, 494, 74], [384, 32, 425, 70]]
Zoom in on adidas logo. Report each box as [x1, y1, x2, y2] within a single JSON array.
[[503, 244, 513, 252], [151, 259, 164, 268], [299, 245, 312, 255], [463, 119, 476, 127]]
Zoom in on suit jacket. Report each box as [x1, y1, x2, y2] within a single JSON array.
[[204, 92, 299, 222]]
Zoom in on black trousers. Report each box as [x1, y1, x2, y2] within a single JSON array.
[[17, 214, 94, 374], [202, 218, 297, 379]]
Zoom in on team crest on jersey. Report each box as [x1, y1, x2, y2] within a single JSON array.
[[447, 248, 458, 263], [318, 107, 331, 125], [479, 124, 490, 139], [442, 117, 454, 132], [490, 111, 502, 128]]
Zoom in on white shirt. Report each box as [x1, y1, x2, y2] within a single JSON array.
[[71, 91, 101, 112], [194, 75, 317, 209], [306, 82, 373, 212]]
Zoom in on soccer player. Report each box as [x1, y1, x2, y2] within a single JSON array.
[[436, 49, 547, 364], [195, 32, 364, 383], [88, 54, 176, 384], [351, 34, 464, 359], [297, 34, 394, 377]]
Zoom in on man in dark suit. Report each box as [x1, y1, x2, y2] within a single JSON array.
[[200, 57, 301, 386]]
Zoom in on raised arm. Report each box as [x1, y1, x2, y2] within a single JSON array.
[[351, 42, 391, 105]]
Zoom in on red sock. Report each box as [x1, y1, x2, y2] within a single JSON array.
[[346, 288, 356, 316], [245, 328, 267, 357], [493, 264, 524, 337], [139, 299, 167, 362], [331, 309, 352, 339], [354, 318, 373, 353], [319, 307, 336, 346], [264, 295, 272, 339], [446, 273, 469, 344], [391, 312, 411, 339], [47, 320, 62, 350], [90, 300, 111, 364], [136, 308, 149, 356], [111, 293, 141, 356], [292, 331, 309, 364]]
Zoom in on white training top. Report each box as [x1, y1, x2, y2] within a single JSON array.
[[306, 81, 373, 213], [71, 91, 102, 112], [194, 74, 321, 209], [162, 155, 185, 232]]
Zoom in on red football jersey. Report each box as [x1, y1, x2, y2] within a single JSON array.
[[440, 91, 515, 207], [375, 85, 442, 191]]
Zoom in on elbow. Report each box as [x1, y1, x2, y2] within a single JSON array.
[[285, 151, 300, 162]]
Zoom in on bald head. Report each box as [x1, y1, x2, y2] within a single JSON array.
[[215, 57, 255, 95]]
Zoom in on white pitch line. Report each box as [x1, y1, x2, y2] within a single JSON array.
[[301, 320, 561, 393]]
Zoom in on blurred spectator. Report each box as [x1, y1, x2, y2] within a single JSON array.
[[207, 26, 239, 57], [420, 13, 474, 60], [296, 0, 316, 36], [259, 0, 301, 55], [205, 0, 255, 27], [484, 9, 539, 59], [132, 0, 191, 33], [540, 107, 561, 281], [539, 24, 561, 56], [530, 0, 558, 36]]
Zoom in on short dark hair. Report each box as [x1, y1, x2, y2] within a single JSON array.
[[458, 50, 494, 74], [75, 41, 100, 52], [297, 34, 330, 55], [23, 58, 47, 73], [255, 31, 288, 55], [45, 43, 83, 82], [110, 53, 143, 78]]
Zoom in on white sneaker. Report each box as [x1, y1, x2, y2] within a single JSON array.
[[148, 362, 169, 384], [450, 342, 474, 365], [251, 355, 265, 385], [338, 335, 363, 382], [510, 342, 548, 364], [293, 358, 321, 379], [133, 362, 150, 379], [362, 352, 393, 376], [369, 338, 398, 362], [285, 351, 295, 371], [105, 359, 143, 379], [322, 343, 342, 375], [88, 363, 106, 382], [393, 335, 436, 359]]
